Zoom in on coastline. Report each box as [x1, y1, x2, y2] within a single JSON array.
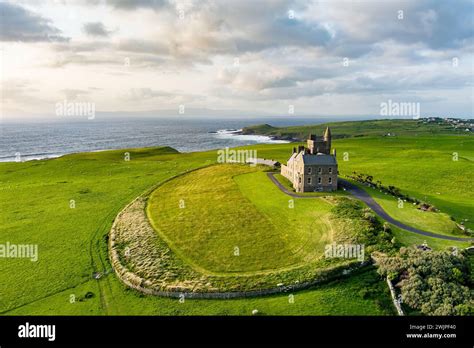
[[0, 128, 291, 163]]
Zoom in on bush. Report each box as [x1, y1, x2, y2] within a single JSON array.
[[377, 248, 472, 315]]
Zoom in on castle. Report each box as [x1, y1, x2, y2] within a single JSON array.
[[281, 127, 338, 192]]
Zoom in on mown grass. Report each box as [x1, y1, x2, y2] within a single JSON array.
[[347, 179, 458, 236], [146, 164, 335, 274]]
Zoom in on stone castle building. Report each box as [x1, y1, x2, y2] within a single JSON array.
[[281, 127, 338, 192]]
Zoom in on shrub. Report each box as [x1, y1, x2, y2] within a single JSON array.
[[377, 248, 472, 315]]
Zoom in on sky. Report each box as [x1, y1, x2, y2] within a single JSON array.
[[1, 0, 473, 120]]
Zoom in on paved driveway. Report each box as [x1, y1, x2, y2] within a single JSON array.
[[267, 172, 473, 242]]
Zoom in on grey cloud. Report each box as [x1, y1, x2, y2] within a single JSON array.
[[51, 53, 120, 67], [320, 0, 473, 55], [126, 88, 172, 100], [0, 2, 69, 42], [106, 0, 170, 10], [61, 89, 90, 100], [82, 22, 112, 37]]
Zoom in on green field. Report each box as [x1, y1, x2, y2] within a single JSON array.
[[5, 266, 394, 316], [240, 136, 474, 233], [0, 122, 472, 315], [242, 119, 468, 140], [348, 180, 458, 236], [147, 165, 336, 274]]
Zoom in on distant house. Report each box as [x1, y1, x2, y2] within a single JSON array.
[[281, 127, 338, 192]]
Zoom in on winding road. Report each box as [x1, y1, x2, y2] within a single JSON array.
[[267, 172, 473, 242]]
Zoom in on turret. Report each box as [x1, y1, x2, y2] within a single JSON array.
[[323, 127, 332, 151]]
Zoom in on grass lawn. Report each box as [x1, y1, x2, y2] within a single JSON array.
[[391, 226, 471, 250], [346, 179, 459, 236], [0, 146, 217, 314], [6, 267, 394, 316], [146, 164, 335, 274]]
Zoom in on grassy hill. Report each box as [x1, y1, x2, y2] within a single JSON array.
[[242, 119, 471, 140], [148, 165, 335, 274]]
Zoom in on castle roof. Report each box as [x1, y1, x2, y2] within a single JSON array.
[[302, 153, 337, 165]]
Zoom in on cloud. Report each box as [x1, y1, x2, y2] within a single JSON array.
[[61, 89, 90, 100], [0, 2, 68, 42], [82, 22, 112, 37], [101, 0, 170, 10], [2, 0, 473, 117], [126, 88, 172, 100]]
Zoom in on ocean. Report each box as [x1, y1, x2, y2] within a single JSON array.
[[0, 116, 361, 162]]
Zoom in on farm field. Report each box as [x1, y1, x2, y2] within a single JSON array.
[[242, 119, 468, 139], [0, 130, 472, 316]]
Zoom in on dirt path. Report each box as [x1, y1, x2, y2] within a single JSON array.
[[267, 172, 474, 242]]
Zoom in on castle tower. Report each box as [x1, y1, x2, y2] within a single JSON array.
[[323, 127, 332, 152]]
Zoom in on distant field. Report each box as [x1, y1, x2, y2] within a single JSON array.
[[242, 119, 469, 140]]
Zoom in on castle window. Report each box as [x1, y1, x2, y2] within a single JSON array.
[[329, 177, 332, 184], [329, 167, 332, 174], [308, 167, 312, 174], [318, 177, 321, 184], [318, 167, 322, 174], [298, 177, 302, 184], [307, 177, 312, 184]]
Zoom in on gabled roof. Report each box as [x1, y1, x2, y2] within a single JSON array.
[[302, 153, 337, 165]]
